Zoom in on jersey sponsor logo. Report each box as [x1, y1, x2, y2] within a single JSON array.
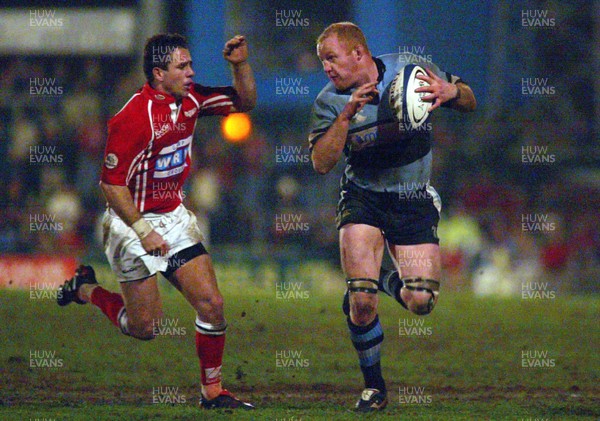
[[348, 127, 378, 151], [156, 151, 186, 173], [154, 136, 192, 179], [104, 153, 118, 169], [184, 107, 197, 118]]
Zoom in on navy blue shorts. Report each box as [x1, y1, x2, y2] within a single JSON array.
[[336, 180, 441, 246]]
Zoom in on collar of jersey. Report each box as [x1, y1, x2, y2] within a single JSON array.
[[336, 57, 386, 95], [373, 56, 386, 82], [143, 83, 179, 104]]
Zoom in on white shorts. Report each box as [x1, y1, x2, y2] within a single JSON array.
[[102, 204, 205, 282]]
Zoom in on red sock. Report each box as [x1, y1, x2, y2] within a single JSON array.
[[195, 331, 225, 386], [90, 287, 125, 328]]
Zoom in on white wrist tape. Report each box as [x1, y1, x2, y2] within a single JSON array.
[[131, 218, 153, 239]]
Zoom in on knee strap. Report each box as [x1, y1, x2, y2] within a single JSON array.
[[195, 316, 227, 336], [402, 277, 440, 295], [347, 278, 379, 294]]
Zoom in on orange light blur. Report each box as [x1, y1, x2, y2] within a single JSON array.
[[222, 113, 251, 143]]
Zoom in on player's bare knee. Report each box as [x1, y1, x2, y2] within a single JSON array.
[[400, 278, 440, 316], [347, 278, 378, 325], [194, 294, 224, 323], [351, 298, 377, 325], [205, 294, 224, 313], [128, 314, 160, 340], [128, 324, 156, 340], [410, 294, 437, 316], [211, 293, 224, 311]]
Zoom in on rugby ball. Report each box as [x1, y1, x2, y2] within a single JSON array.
[[389, 64, 431, 131]]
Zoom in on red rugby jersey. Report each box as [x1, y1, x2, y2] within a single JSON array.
[[101, 83, 236, 213]]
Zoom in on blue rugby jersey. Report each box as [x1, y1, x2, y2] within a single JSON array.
[[308, 53, 461, 193]]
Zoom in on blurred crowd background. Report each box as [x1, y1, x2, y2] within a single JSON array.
[[0, 0, 598, 293]]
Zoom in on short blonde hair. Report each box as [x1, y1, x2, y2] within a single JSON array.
[[317, 22, 370, 54]]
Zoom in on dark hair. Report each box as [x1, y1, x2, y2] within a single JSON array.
[[143, 33, 189, 83]]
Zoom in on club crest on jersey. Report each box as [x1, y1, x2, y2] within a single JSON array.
[[104, 153, 118, 169]]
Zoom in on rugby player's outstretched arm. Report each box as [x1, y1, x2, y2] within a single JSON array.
[[100, 181, 169, 255], [223, 35, 256, 112], [312, 82, 378, 175]]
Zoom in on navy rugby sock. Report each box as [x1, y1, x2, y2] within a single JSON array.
[[347, 315, 386, 394]]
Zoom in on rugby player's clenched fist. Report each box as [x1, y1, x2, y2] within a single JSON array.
[[223, 35, 249, 64]]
